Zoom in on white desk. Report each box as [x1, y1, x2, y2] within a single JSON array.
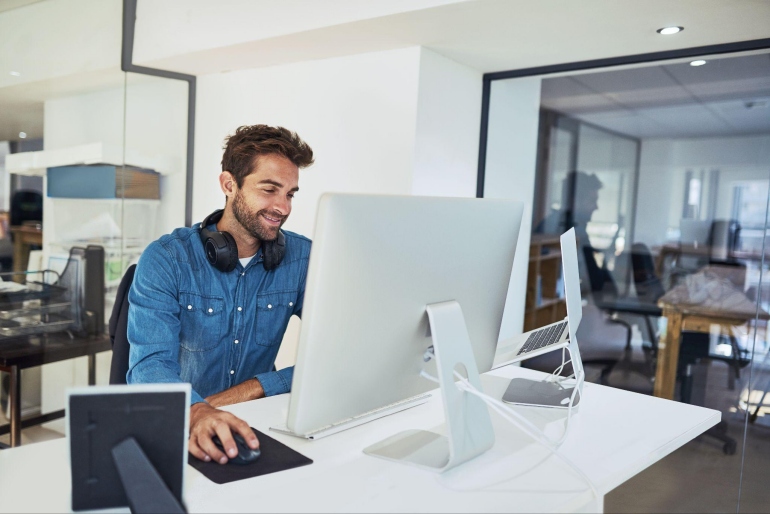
[[0, 365, 719, 513]]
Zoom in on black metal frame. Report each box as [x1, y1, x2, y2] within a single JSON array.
[[476, 37, 770, 198], [122, 0, 196, 227]]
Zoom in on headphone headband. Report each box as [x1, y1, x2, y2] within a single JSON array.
[[199, 209, 286, 272]]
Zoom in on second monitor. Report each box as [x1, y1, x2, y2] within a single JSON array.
[[282, 193, 524, 438]]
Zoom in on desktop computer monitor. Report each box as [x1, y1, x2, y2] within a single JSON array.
[[67, 384, 190, 512], [286, 193, 524, 437]]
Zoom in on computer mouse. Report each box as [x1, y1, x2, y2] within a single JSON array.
[[211, 433, 261, 465]]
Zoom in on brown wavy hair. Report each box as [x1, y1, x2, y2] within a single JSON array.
[[221, 124, 314, 187]]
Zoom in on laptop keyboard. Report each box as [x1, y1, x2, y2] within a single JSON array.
[[516, 321, 568, 356]]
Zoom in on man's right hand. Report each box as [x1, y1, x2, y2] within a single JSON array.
[[188, 402, 260, 464]]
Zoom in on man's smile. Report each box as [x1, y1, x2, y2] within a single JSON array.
[[262, 212, 284, 226]]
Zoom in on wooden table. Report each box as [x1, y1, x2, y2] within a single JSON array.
[[654, 242, 763, 276], [0, 332, 111, 447], [654, 266, 769, 399], [9, 225, 42, 278]]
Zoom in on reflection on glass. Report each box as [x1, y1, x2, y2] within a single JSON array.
[[490, 49, 770, 511]]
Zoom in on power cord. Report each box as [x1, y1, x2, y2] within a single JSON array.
[[420, 346, 599, 500]]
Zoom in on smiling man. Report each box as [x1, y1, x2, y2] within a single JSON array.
[[127, 125, 314, 464]]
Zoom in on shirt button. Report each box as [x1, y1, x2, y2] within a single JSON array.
[[289, 302, 294, 307], [234, 339, 239, 344], [237, 306, 242, 312], [230, 370, 235, 375], [207, 308, 213, 313], [241, 272, 245, 276], [187, 305, 192, 310], [267, 304, 272, 309]]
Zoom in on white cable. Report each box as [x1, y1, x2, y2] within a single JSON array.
[[454, 372, 598, 500], [420, 347, 599, 501], [548, 348, 569, 379]]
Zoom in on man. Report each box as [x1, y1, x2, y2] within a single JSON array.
[[127, 124, 314, 464], [537, 171, 603, 292]]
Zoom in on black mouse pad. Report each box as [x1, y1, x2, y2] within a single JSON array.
[[188, 428, 312, 484]]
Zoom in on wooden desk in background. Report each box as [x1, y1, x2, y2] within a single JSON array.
[[9, 225, 42, 277], [654, 242, 764, 276], [0, 332, 111, 448], [654, 266, 770, 400]]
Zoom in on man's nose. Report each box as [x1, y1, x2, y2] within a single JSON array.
[[273, 195, 291, 216]]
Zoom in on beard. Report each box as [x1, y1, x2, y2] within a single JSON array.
[[231, 190, 286, 242]]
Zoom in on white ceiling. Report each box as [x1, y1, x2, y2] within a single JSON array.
[[1, 0, 770, 142], [540, 52, 770, 139], [0, 0, 43, 13]]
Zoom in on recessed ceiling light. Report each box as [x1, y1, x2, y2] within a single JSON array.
[[9, 71, 20, 77], [657, 26, 684, 35], [18, 132, 27, 139], [690, 60, 707, 67]]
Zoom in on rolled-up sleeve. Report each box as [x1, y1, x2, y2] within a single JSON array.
[[126, 242, 206, 405], [255, 366, 294, 397]]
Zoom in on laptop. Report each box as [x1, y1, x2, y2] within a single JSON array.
[[494, 228, 585, 407]]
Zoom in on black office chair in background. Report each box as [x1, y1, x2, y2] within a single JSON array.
[[109, 264, 136, 385], [678, 331, 749, 455], [629, 243, 666, 348], [522, 303, 626, 386]]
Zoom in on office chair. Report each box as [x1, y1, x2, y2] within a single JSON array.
[[629, 243, 665, 350], [678, 331, 749, 455], [583, 245, 633, 349], [109, 264, 136, 385], [522, 303, 624, 386]]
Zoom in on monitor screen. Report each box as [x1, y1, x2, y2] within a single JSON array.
[[288, 193, 523, 436], [67, 384, 190, 511]]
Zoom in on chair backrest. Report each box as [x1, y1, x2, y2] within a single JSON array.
[[630, 243, 665, 303], [10, 190, 43, 227], [108, 264, 137, 384], [710, 219, 741, 261], [582, 245, 618, 300]]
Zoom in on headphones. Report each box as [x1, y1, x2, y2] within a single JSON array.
[[199, 209, 286, 272]]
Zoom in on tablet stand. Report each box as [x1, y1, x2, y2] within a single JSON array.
[[363, 300, 495, 472], [111, 437, 186, 514]]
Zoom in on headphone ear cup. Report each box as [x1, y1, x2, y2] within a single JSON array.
[[199, 209, 239, 272], [262, 231, 286, 271], [204, 231, 238, 272]]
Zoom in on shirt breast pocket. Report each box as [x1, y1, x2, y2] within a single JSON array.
[[256, 290, 297, 347], [179, 292, 225, 352]]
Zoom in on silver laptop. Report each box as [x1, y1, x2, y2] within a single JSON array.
[[494, 228, 585, 407]]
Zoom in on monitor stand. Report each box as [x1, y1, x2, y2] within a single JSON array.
[[363, 300, 495, 472]]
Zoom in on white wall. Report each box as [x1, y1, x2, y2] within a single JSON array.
[[193, 47, 423, 236], [412, 48, 482, 197], [483, 77, 542, 341], [194, 46, 487, 367], [194, 47, 423, 367], [634, 134, 770, 246]]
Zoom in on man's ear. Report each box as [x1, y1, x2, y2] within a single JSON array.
[[219, 171, 236, 197]]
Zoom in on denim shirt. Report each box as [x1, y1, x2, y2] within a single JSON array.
[[126, 223, 310, 405]]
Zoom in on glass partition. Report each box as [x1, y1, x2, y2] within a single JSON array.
[[486, 49, 770, 512], [0, 2, 187, 446]]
